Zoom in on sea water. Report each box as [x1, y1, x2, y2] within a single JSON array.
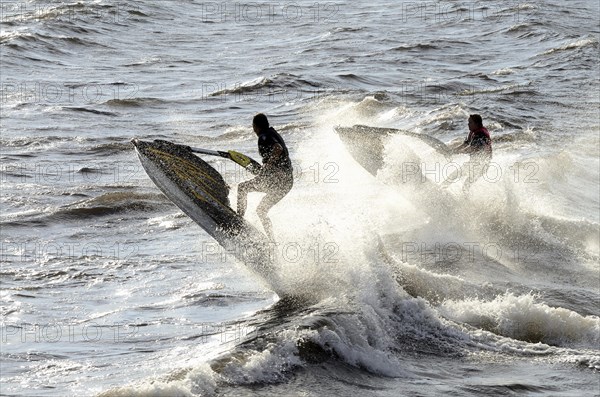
[[1, 1, 599, 396]]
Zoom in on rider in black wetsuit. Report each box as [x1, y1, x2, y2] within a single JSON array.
[[237, 113, 293, 239]]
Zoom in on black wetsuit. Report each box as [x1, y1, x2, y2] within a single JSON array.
[[465, 127, 492, 161], [237, 127, 293, 238], [258, 127, 293, 175], [444, 127, 493, 192]]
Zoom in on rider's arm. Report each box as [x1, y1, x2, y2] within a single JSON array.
[[451, 142, 469, 154], [452, 131, 474, 154]]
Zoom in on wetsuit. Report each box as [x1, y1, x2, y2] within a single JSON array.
[[465, 127, 492, 161], [237, 127, 293, 238], [444, 127, 492, 192]]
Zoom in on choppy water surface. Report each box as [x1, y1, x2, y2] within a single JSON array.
[[1, 1, 599, 396]]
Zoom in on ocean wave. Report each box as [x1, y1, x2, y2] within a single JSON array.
[[123, 56, 165, 67], [390, 43, 438, 51], [2, 1, 128, 28], [62, 107, 118, 116], [1, 192, 170, 227], [439, 293, 600, 348], [491, 67, 515, 75], [505, 20, 548, 39], [146, 213, 190, 231], [540, 37, 599, 56], [337, 73, 386, 86], [104, 98, 168, 107], [218, 336, 304, 384], [344, 95, 396, 119], [560, 354, 600, 371], [0, 135, 65, 148], [55, 192, 170, 218], [93, 226, 598, 396], [0, 136, 135, 157], [215, 127, 252, 141], [507, 23, 533, 33], [208, 76, 271, 97], [389, 257, 498, 304], [331, 27, 364, 33], [0, 30, 35, 44], [456, 82, 538, 97], [88, 142, 135, 155], [493, 131, 537, 143], [205, 73, 329, 103], [97, 364, 217, 397], [1, 28, 110, 52]]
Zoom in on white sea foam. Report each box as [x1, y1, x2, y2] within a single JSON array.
[[541, 37, 598, 55], [439, 293, 600, 348]]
